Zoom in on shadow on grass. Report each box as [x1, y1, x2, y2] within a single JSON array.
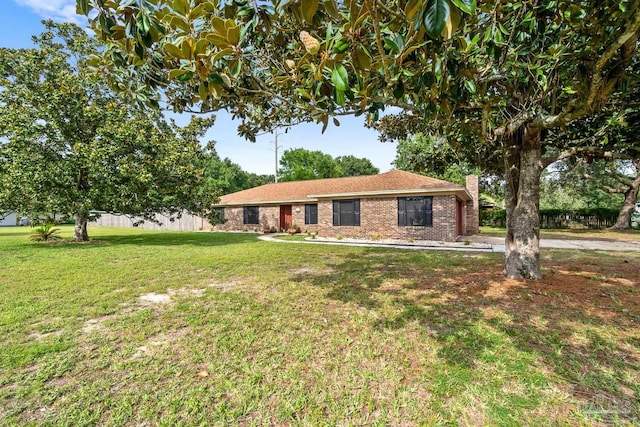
[[292, 248, 640, 420], [98, 231, 260, 247], [0, 229, 34, 237], [11, 230, 261, 250]]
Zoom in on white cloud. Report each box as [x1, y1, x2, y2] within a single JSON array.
[[13, 0, 87, 25]]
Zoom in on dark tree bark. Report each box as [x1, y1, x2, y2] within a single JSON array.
[[503, 124, 543, 280], [610, 160, 640, 230], [73, 210, 89, 242]]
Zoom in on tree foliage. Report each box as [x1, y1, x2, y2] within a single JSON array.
[[540, 161, 622, 211], [393, 133, 481, 183], [278, 148, 378, 181], [79, 0, 640, 278], [202, 144, 275, 194], [0, 22, 218, 241], [335, 155, 379, 177]]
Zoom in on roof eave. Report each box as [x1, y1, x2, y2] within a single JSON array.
[[309, 188, 472, 200], [215, 198, 318, 207]]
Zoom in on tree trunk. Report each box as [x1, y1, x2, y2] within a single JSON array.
[[610, 161, 640, 230], [503, 124, 543, 280], [73, 210, 89, 242]]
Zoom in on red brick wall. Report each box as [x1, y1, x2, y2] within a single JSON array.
[[214, 204, 319, 233], [465, 175, 479, 234], [317, 196, 458, 241], [215, 196, 459, 241]]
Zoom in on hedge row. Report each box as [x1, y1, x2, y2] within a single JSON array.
[[480, 208, 620, 229]]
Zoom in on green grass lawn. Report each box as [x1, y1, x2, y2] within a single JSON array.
[[1, 226, 639, 425]]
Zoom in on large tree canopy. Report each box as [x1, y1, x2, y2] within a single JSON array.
[[0, 22, 218, 241], [202, 143, 275, 194], [278, 148, 378, 181], [79, 1, 640, 278]]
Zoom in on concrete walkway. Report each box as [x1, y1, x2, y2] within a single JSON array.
[[259, 233, 640, 253], [258, 234, 494, 252], [467, 235, 640, 252]]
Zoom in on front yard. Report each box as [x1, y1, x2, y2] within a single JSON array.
[[0, 226, 638, 425]]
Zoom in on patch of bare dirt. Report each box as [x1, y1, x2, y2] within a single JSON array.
[[208, 279, 251, 291], [27, 329, 64, 341], [168, 287, 205, 298], [131, 328, 189, 359], [82, 314, 117, 333], [138, 292, 172, 305]]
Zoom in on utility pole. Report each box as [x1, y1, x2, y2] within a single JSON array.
[[271, 129, 282, 183]]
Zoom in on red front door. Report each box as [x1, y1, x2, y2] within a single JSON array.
[[280, 205, 292, 230]]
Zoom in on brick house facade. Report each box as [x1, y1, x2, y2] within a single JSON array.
[[214, 170, 479, 242]]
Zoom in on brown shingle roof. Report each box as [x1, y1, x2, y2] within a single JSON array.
[[218, 169, 471, 206]]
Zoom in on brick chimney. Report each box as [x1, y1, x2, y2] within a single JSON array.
[[465, 175, 479, 234]]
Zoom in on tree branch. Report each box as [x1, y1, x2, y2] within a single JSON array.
[[543, 146, 617, 168], [539, 9, 640, 129]]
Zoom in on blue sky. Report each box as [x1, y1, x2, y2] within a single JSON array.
[[0, 0, 398, 175]]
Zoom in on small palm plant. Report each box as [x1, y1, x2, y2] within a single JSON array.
[[29, 223, 62, 242]]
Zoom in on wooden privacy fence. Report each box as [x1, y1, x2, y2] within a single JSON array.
[[90, 212, 210, 231]]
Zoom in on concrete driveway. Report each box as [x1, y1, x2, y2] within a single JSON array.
[[467, 235, 640, 252]]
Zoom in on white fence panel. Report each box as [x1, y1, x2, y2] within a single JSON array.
[[90, 212, 210, 231]]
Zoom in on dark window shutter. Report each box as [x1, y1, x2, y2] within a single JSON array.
[[398, 198, 406, 226], [332, 200, 339, 226], [354, 199, 360, 226], [305, 205, 310, 224], [243, 207, 248, 224]]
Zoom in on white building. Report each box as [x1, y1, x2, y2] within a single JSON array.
[[0, 212, 18, 226]]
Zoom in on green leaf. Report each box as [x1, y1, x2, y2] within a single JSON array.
[[172, 0, 188, 16], [332, 40, 350, 54], [463, 79, 476, 93], [301, 0, 319, 23], [393, 81, 404, 99], [230, 60, 242, 77], [323, 0, 340, 20], [207, 72, 224, 84], [423, 0, 450, 39], [334, 88, 345, 106], [296, 88, 312, 101], [331, 65, 349, 91], [210, 16, 226, 35], [164, 43, 185, 59], [450, 0, 475, 14], [404, 0, 421, 20], [176, 71, 194, 82], [136, 12, 151, 34], [76, 0, 91, 15], [198, 83, 208, 101], [226, 24, 241, 45], [169, 69, 191, 79]]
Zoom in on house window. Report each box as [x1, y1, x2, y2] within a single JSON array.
[[398, 197, 432, 226], [243, 206, 259, 224], [332, 199, 360, 226], [305, 204, 318, 225]]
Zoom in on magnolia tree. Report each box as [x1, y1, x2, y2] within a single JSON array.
[[78, 0, 639, 278], [0, 22, 219, 241]]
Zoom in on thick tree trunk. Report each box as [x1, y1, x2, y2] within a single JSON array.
[[610, 162, 640, 230], [503, 125, 543, 280], [73, 210, 89, 242]]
